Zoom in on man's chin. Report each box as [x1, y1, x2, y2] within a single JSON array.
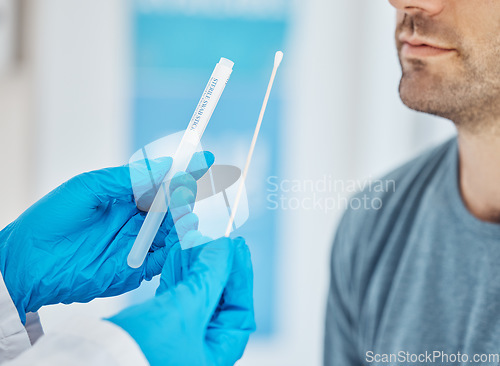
[[398, 60, 469, 116], [399, 82, 436, 114], [398, 72, 451, 116]]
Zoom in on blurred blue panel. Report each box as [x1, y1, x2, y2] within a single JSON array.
[[131, 9, 288, 337], [134, 15, 286, 72]]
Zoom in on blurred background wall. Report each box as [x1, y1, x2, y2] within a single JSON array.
[[0, 0, 455, 365]]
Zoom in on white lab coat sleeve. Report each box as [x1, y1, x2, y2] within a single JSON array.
[[4, 317, 150, 366], [0, 272, 32, 363], [0, 271, 149, 366]]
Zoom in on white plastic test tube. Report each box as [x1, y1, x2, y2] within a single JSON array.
[[127, 57, 234, 269]]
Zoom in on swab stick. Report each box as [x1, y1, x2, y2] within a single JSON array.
[[225, 51, 284, 237]]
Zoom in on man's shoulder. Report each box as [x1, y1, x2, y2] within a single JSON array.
[[379, 138, 455, 196], [335, 137, 456, 249], [354, 138, 454, 211]]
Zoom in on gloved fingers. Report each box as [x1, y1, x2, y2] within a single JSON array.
[[146, 176, 196, 251], [137, 180, 194, 252], [183, 237, 235, 324], [115, 209, 166, 253], [205, 328, 252, 366], [109, 213, 156, 260], [156, 243, 183, 294], [204, 238, 255, 365], [129, 156, 174, 185], [145, 211, 199, 277], [90, 200, 141, 234], [186, 151, 215, 180], [132, 157, 174, 212], [207, 238, 255, 328], [169, 184, 196, 222], [163, 223, 179, 249], [214, 238, 254, 324], [111, 212, 144, 247], [153, 238, 234, 332], [157, 213, 198, 256], [146, 154, 207, 213], [173, 213, 199, 241], [129, 152, 210, 250], [156, 230, 212, 291], [141, 156, 174, 187], [180, 230, 213, 251], [149, 211, 171, 251], [111, 211, 167, 277], [134, 152, 212, 212], [104, 212, 151, 285], [143, 244, 170, 281], [67, 157, 173, 208]]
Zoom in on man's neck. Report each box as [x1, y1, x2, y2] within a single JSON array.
[[458, 130, 500, 223]]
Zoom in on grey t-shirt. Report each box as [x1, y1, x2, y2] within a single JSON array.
[[324, 138, 500, 366]]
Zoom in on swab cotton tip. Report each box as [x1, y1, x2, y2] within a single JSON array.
[[274, 51, 284, 68]]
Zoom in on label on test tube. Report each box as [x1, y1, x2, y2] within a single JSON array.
[[185, 59, 233, 145]]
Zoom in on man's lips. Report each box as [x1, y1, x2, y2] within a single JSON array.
[[399, 37, 456, 58]]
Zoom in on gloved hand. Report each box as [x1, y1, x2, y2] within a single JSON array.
[[107, 237, 256, 366], [0, 151, 214, 324]]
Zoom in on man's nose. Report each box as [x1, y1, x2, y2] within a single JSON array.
[[388, 0, 444, 16]]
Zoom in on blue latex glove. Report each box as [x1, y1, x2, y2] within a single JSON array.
[[107, 237, 256, 366], [0, 151, 214, 323]]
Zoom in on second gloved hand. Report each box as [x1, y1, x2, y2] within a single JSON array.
[[108, 237, 256, 366]]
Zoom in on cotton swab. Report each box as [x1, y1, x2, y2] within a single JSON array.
[[224, 51, 284, 237]]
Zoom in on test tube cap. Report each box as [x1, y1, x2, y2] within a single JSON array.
[[219, 57, 234, 69]]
